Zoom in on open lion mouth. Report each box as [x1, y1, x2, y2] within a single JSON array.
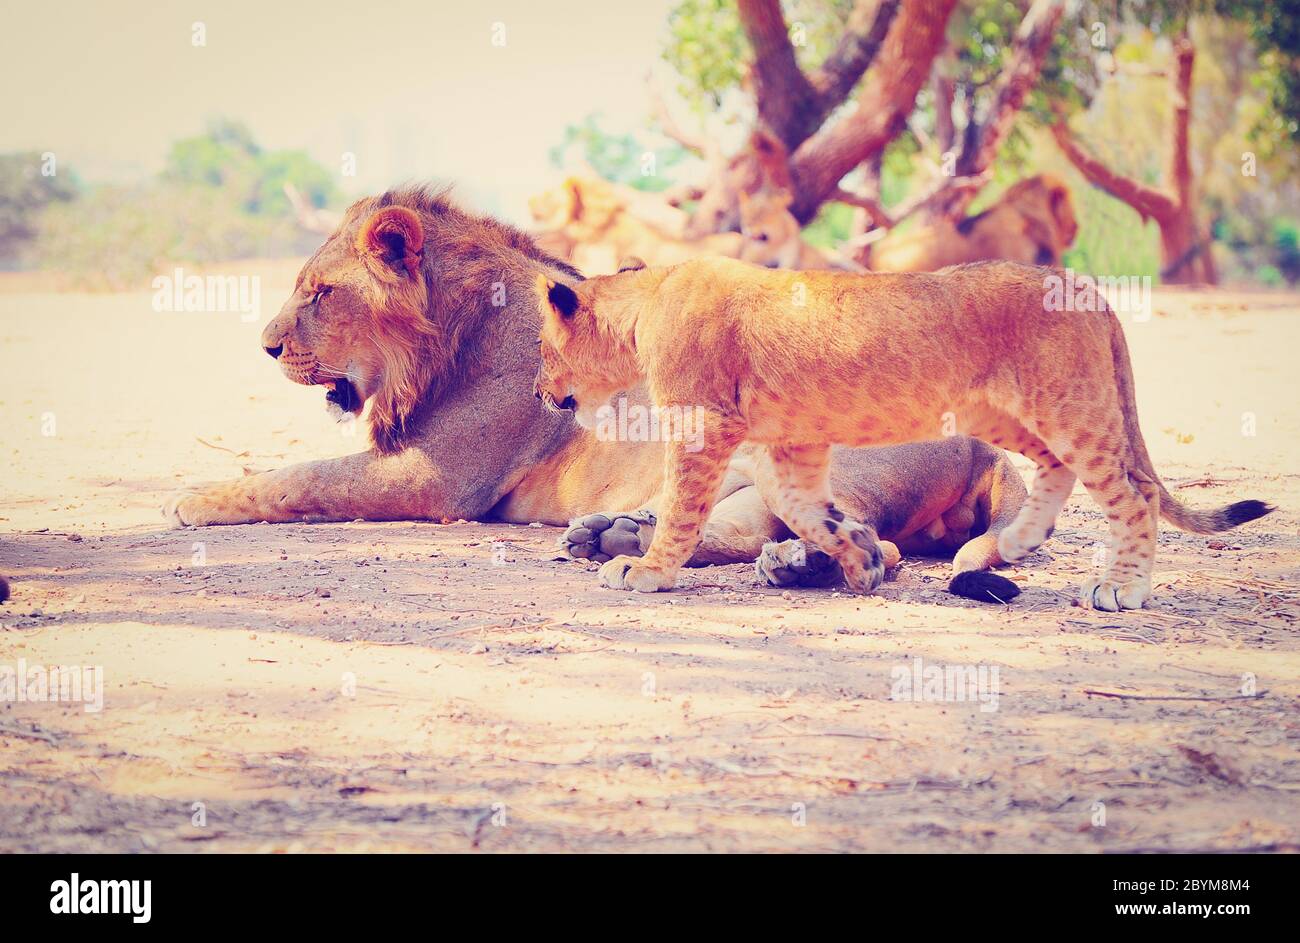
[[325, 378, 360, 414]]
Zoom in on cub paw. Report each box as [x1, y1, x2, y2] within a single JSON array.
[[755, 539, 844, 589], [598, 554, 677, 592], [560, 511, 656, 564], [835, 524, 887, 595], [996, 522, 1047, 563], [1080, 576, 1151, 612]]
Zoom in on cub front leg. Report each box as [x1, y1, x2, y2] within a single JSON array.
[[752, 443, 886, 595], [599, 412, 744, 592]]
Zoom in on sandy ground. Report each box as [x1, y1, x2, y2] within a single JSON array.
[[1, 266, 1298, 853]]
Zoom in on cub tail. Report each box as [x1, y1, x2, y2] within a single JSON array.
[[1108, 313, 1276, 536], [1158, 495, 1274, 535]]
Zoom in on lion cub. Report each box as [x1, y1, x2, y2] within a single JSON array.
[[533, 257, 1272, 611]]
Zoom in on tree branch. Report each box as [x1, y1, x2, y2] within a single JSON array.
[[955, 0, 1065, 178], [810, 0, 902, 111], [738, 0, 821, 148], [647, 75, 711, 158], [1049, 116, 1177, 221], [788, 0, 959, 222]]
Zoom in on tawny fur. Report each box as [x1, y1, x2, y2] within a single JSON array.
[[738, 175, 1079, 273], [535, 256, 1272, 611], [738, 189, 847, 271], [163, 185, 1027, 591], [869, 175, 1079, 272], [530, 177, 742, 274]]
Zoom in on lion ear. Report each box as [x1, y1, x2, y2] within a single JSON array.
[[537, 274, 580, 321], [616, 256, 646, 274], [357, 206, 424, 277]]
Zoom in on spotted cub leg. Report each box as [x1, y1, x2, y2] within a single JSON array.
[[996, 458, 1077, 563], [752, 444, 886, 594], [1007, 423, 1158, 611], [599, 412, 745, 592], [1074, 462, 1159, 611]]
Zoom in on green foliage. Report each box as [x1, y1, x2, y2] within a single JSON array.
[[801, 200, 854, 248], [663, 0, 857, 111], [1270, 218, 1300, 283], [1061, 184, 1162, 278], [165, 118, 336, 216], [9, 118, 339, 287], [548, 115, 690, 192], [663, 0, 746, 110]]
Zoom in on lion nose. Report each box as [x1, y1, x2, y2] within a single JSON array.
[[264, 344, 283, 359]]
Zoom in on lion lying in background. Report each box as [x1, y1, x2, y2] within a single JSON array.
[[165, 186, 1028, 599], [738, 175, 1078, 273], [869, 175, 1079, 272], [737, 190, 855, 271], [529, 176, 742, 274]]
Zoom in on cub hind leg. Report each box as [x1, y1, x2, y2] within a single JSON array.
[[1074, 462, 1159, 611], [972, 425, 1075, 565], [1021, 421, 1158, 611], [752, 443, 886, 594]]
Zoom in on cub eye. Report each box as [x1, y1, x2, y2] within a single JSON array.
[[755, 233, 769, 242]]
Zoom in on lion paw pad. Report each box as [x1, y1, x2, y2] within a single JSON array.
[[560, 511, 656, 564]]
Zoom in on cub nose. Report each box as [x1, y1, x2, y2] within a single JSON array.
[[264, 344, 283, 359]]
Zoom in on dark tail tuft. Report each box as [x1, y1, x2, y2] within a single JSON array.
[[0, 575, 9, 604], [1224, 500, 1274, 528], [948, 570, 1020, 604]]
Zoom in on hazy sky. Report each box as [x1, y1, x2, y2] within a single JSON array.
[[2, 0, 682, 221]]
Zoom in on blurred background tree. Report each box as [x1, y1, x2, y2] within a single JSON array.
[[549, 115, 691, 192], [0, 119, 339, 288], [649, 0, 1300, 284], [0, 152, 78, 268]]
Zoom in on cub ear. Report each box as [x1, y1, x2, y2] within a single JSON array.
[[356, 206, 424, 277], [536, 274, 580, 320], [616, 256, 646, 274]]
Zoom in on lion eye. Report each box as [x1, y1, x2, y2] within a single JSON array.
[[312, 287, 332, 306]]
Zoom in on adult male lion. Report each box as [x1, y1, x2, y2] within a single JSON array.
[[164, 186, 1026, 593]]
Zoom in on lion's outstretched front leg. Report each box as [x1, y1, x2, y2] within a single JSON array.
[[599, 413, 744, 592], [164, 449, 457, 526]]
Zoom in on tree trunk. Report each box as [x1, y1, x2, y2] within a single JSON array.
[[739, 0, 901, 152], [1052, 34, 1216, 285], [788, 0, 959, 222]]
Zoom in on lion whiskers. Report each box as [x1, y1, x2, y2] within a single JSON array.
[[315, 360, 359, 382]]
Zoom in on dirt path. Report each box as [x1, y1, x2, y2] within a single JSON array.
[[1, 275, 1298, 852]]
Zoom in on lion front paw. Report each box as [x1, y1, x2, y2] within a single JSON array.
[[561, 511, 656, 563], [1080, 576, 1151, 612], [598, 554, 677, 592], [162, 491, 206, 528]]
